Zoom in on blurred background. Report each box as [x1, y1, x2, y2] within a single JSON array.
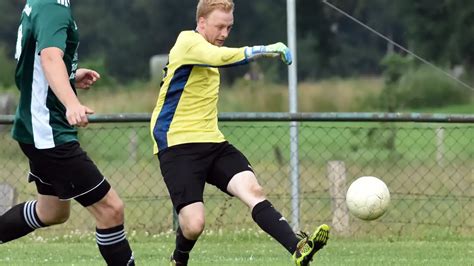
[[0, 0, 473, 114]]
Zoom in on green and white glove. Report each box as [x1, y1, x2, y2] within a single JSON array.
[[245, 42, 292, 65]]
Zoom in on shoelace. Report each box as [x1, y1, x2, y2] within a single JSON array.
[[295, 231, 314, 255], [296, 231, 309, 240]]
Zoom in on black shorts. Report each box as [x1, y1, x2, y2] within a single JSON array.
[[158, 142, 253, 213], [19, 141, 111, 207]]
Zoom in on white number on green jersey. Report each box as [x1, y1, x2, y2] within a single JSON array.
[[14, 25, 23, 61], [57, 0, 70, 7]]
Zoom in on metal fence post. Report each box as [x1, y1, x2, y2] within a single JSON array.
[[289, 123, 300, 230], [287, 0, 300, 230]]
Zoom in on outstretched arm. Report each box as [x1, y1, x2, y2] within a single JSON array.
[[184, 41, 292, 67], [178, 33, 292, 67]]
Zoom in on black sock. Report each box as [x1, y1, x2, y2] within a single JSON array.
[[0, 201, 45, 243], [96, 224, 134, 265], [251, 200, 300, 254], [172, 227, 197, 264]]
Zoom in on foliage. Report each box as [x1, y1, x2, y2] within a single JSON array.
[[397, 65, 471, 108], [380, 53, 471, 110], [0, 1, 23, 57], [0, 1, 474, 86], [327, 0, 406, 77], [398, 0, 474, 68], [0, 45, 16, 89], [78, 57, 117, 88], [379, 53, 416, 111]]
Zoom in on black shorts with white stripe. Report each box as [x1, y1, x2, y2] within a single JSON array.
[[19, 141, 111, 207]]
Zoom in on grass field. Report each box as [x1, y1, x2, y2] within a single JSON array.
[[0, 231, 473, 265]]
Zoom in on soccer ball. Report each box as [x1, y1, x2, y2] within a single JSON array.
[[346, 176, 390, 221]]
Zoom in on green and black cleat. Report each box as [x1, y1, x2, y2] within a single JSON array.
[[292, 224, 330, 266]]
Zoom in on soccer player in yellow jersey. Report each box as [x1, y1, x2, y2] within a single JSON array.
[[150, 1, 329, 265]]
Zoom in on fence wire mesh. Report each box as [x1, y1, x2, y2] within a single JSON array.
[[0, 121, 473, 236]]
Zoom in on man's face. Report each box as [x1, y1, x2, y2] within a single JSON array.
[[198, 9, 233, 46]]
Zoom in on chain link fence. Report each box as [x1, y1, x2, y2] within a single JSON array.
[[0, 113, 473, 237]]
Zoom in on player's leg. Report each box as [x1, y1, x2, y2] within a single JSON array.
[[0, 193, 69, 244], [228, 172, 330, 266], [178, 203, 205, 239], [208, 143, 299, 253], [226, 170, 301, 254], [1, 143, 71, 244], [46, 141, 134, 265], [36, 194, 71, 224], [209, 142, 329, 264], [85, 188, 134, 266], [158, 143, 210, 265], [170, 202, 205, 265]]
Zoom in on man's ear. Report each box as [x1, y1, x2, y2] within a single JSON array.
[[197, 17, 206, 30]]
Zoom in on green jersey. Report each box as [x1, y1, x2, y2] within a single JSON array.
[[12, 0, 79, 149]]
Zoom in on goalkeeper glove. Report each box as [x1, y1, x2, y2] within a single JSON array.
[[245, 42, 292, 65]]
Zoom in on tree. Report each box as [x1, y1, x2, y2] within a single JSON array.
[[296, 0, 337, 79], [398, 0, 474, 70], [0, 1, 24, 57], [324, 0, 406, 76], [3, 1, 472, 83]]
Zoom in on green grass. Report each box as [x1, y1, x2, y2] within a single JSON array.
[[0, 232, 473, 265]]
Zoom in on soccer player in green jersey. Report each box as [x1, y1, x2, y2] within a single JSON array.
[[150, 0, 329, 265], [0, 1, 135, 265]]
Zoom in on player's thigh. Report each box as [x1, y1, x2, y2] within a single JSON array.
[[36, 194, 71, 224], [226, 170, 263, 197], [19, 141, 110, 207], [227, 171, 266, 209], [208, 142, 254, 194]]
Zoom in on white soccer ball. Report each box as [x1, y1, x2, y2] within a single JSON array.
[[346, 176, 390, 221]]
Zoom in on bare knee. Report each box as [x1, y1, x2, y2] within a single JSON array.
[[88, 190, 125, 228], [250, 183, 265, 198], [36, 197, 71, 226], [178, 202, 205, 240], [181, 218, 205, 240], [98, 198, 124, 225], [107, 198, 125, 223]]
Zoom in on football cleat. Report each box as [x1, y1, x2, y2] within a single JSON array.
[[292, 224, 330, 266]]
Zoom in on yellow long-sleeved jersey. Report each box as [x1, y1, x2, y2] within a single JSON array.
[[150, 31, 249, 153]]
